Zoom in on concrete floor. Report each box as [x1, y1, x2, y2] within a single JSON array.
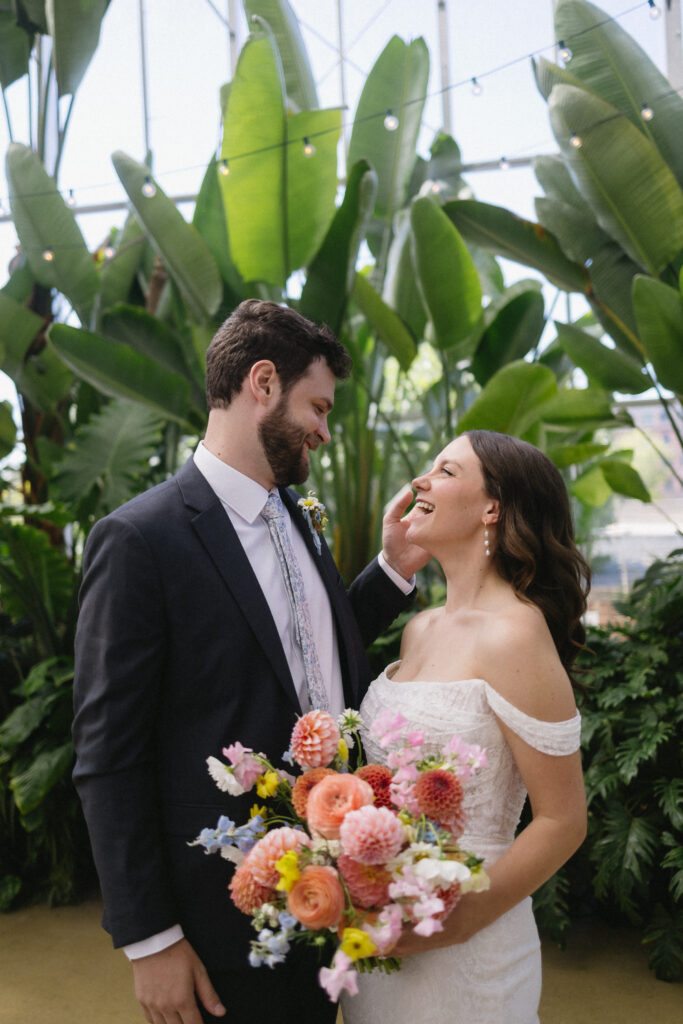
[[0, 900, 680, 1023]]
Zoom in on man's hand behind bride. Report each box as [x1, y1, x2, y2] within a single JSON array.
[[131, 938, 226, 1024], [381, 488, 431, 581]]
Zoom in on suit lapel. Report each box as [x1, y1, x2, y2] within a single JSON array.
[[177, 460, 300, 710]]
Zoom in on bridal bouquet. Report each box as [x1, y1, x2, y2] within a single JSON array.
[[193, 708, 489, 1000]]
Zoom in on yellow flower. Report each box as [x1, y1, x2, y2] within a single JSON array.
[[256, 771, 280, 798], [275, 850, 300, 892], [250, 804, 267, 821], [339, 927, 377, 961], [337, 738, 349, 763]]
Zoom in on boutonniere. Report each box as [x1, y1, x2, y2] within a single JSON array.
[[297, 490, 328, 554]]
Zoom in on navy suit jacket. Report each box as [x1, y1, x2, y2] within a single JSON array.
[[72, 457, 413, 971]]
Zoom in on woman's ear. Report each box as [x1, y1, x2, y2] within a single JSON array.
[[484, 501, 500, 525], [249, 360, 279, 405]]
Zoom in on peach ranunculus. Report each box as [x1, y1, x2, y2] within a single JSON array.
[[287, 865, 345, 930], [291, 766, 336, 818], [290, 710, 340, 768], [305, 772, 374, 839]]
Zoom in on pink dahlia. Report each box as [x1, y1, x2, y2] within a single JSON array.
[[414, 769, 463, 821], [229, 860, 272, 914], [337, 854, 392, 909], [291, 710, 340, 768], [246, 826, 310, 889], [339, 805, 405, 865], [356, 763, 394, 809], [291, 767, 335, 817]]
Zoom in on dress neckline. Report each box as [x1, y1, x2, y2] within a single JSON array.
[[383, 660, 486, 686]]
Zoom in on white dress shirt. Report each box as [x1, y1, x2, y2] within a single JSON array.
[[124, 444, 413, 960]]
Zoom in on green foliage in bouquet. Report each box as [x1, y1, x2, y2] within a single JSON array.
[[533, 549, 683, 981]]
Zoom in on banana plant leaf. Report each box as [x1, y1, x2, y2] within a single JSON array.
[[527, 386, 616, 436], [13, 0, 47, 34], [219, 30, 340, 286], [533, 154, 591, 213], [10, 741, 74, 815], [546, 439, 609, 468], [455, 360, 558, 436], [599, 458, 651, 502], [471, 286, 545, 386], [48, 322, 193, 426], [347, 36, 429, 221], [111, 151, 222, 324], [570, 463, 612, 506], [243, 0, 318, 111], [0, 400, 16, 458], [0, 288, 73, 409], [411, 196, 482, 355], [552, 0, 683, 187], [98, 212, 146, 315], [554, 321, 649, 393], [351, 272, 417, 372], [382, 208, 427, 340], [6, 142, 100, 324], [632, 276, 683, 395], [548, 84, 683, 276], [46, 0, 110, 97], [299, 159, 377, 334], [192, 157, 245, 303], [532, 53, 586, 102], [53, 399, 164, 514], [0, 9, 29, 87], [444, 199, 587, 293]]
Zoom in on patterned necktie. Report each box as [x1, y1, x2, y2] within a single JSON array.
[[261, 490, 329, 710]]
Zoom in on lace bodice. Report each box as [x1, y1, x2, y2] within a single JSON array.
[[359, 663, 581, 858]]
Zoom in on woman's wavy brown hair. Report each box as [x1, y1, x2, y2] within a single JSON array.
[[465, 430, 591, 676]]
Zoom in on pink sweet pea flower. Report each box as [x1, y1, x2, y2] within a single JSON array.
[[223, 742, 263, 790], [319, 950, 359, 1001], [370, 709, 409, 747], [362, 903, 403, 955]]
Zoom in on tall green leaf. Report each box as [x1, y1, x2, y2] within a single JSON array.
[[0, 9, 29, 87], [285, 107, 341, 271], [632, 276, 683, 395], [243, 0, 318, 111], [10, 742, 73, 815], [382, 207, 427, 340], [192, 157, 244, 301], [299, 160, 378, 334], [6, 142, 100, 323], [98, 212, 146, 314], [111, 150, 222, 323], [455, 360, 557, 436], [444, 199, 587, 292], [46, 0, 110, 97], [411, 196, 482, 355], [548, 85, 683, 276], [347, 36, 429, 220], [554, 321, 649, 393], [471, 287, 545, 385], [352, 273, 416, 371], [48, 322, 192, 425]]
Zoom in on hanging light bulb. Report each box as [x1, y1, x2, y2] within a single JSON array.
[[499, 155, 510, 170], [383, 110, 399, 131], [471, 77, 483, 96], [302, 136, 316, 157], [66, 189, 76, 208], [141, 176, 157, 197], [42, 247, 55, 262], [641, 102, 654, 121], [103, 245, 115, 260], [558, 40, 572, 62], [648, 0, 661, 19], [218, 158, 230, 176], [570, 132, 583, 148]]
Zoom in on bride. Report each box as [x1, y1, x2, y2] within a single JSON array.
[[342, 429, 589, 1024]]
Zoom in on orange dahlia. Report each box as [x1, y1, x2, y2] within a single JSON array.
[[228, 860, 272, 914], [356, 763, 394, 809], [292, 767, 336, 817], [414, 769, 463, 822], [291, 710, 340, 768]]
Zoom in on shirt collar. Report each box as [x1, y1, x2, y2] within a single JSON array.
[[193, 441, 270, 524]]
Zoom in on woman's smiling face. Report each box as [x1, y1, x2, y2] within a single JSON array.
[[406, 435, 497, 551]]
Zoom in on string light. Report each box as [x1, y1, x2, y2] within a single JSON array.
[[570, 132, 583, 148], [471, 77, 482, 96], [103, 245, 115, 259], [558, 40, 572, 62], [302, 136, 316, 157], [42, 248, 55, 261], [383, 110, 399, 131], [641, 102, 654, 121], [66, 189, 76, 207], [648, 0, 661, 19], [218, 158, 230, 176], [499, 156, 510, 170], [141, 176, 157, 197]]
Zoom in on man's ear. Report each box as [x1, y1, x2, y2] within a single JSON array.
[[249, 360, 279, 405]]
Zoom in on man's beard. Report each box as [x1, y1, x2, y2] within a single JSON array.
[[259, 396, 313, 486]]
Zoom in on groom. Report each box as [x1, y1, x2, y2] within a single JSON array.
[[72, 299, 427, 1024]]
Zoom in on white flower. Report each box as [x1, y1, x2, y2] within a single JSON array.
[[220, 846, 246, 866], [461, 867, 490, 894], [413, 857, 471, 885], [206, 756, 246, 796]]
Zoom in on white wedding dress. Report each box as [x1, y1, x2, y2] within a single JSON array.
[[341, 663, 581, 1024]]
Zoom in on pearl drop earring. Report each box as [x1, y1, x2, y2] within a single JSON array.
[[484, 527, 490, 557]]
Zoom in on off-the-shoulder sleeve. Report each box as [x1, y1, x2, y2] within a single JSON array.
[[483, 682, 581, 755]]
